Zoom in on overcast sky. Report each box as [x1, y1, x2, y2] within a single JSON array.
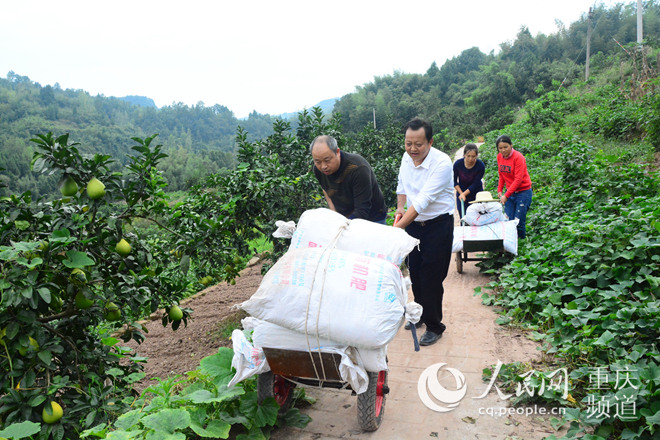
[[1, 0, 626, 118]]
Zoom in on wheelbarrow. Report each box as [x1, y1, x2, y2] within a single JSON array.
[[455, 199, 504, 273], [257, 347, 389, 431]]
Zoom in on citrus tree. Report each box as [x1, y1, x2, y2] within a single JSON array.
[[0, 133, 251, 439]]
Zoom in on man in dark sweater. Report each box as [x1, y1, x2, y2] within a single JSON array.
[[310, 135, 388, 223]]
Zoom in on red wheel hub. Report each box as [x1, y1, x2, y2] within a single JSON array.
[[273, 375, 294, 407], [374, 371, 386, 416]]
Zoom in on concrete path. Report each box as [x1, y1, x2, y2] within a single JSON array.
[[271, 247, 559, 439]]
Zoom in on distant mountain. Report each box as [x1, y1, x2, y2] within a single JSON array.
[[277, 97, 338, 120], [118, 95, 157, 108]]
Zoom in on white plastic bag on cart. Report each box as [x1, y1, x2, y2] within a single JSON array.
[[462, 202, 506, 226], [240, 247, 407, 349], [228, 329, 270, 388], [272, 220, 297, 239], [288, 208, 419, 266], [452, 219, 519, 255]]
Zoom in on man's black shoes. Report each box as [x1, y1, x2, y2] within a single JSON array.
[[419, 331, 442, 346], [405, 321, 423, 330]]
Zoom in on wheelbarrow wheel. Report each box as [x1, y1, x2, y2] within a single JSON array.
[[455, 252, 463, 274], [257, 371, 296, 414], [357, 370, 388, 431]]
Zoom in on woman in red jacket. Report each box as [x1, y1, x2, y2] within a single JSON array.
[[496, 135, 533, 238]]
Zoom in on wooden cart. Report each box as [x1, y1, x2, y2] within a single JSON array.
[[257, 347, 389, 432]]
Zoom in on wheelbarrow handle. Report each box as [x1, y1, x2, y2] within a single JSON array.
[[410, 324, 420, 352]]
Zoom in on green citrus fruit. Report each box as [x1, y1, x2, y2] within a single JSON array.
[[104, 302, 121, 321], [86, 177, 106, 200], [168, 305, 183, 321], [75, 291, 94, 309], [71, 268, 87, 283], [115, 239, 131, 257], [42, 401, 63, 424], [59, 175, 79, 197], [200, 276, 213, 286]]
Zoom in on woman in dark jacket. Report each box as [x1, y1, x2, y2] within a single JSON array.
[[453, 143, 485, 213]]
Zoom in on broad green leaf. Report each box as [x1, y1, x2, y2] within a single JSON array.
[[27, 394, 46, 407], [51, 229, 75, 244], [106, 431, 137, 440], [80, 423, 108, 438], [0, 420, 42, 438], [38, 287, 52, 303], [145, 431, 186, 440], [548, 292, 562, 305], [594, 330, 615, 346], [235, 427, 268, 440], [37, 349, 52, 365], [646, 409, 660, 424], [14, 220, 30, 230], [239, 393, 278, 428], [185, 387, 244, 404], [63, 250, 95, 268], [190, 419, 232, 438], [283, 408, 312, 428], [141, 408, 191, 434], [106, 368, 125, 377], [101, 337, 120, 346], [114, 409, 144, 431], [199, 348, 235, 383]]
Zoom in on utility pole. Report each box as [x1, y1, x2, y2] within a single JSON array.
[[637, 0, 643, 45], [373, 108, 376, 129], [586, 7, 593, 81]]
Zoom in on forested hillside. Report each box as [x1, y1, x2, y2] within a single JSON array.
[[0, 73, 277, 196], [334, 1, 660, 145]]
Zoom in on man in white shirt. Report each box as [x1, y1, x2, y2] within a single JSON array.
[[394, 118, 455, 346]]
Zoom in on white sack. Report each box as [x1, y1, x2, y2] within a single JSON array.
[[241, 247, 407, 349], [289, 208, 419, 266], [462, 202, 506, 226], [228, 329, 270, 388], [253, 320, 388, 372], [452, 220, 519, 255]]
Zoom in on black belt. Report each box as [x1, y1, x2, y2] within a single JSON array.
[[415, 213, 452, 227]]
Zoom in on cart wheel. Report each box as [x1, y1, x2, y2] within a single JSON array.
[[257, 371, 296, 414], [357, 370, 388, 431], [455, 252, 463, 274]]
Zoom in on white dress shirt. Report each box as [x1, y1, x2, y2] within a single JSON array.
[[396, 147, 455, 221]]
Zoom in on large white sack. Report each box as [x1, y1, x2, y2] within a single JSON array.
[[252, 320, 388, 372], [452, 220, 519, 255], [241, 247, 407, 349], [289, 208, 419, 266], [462, 202, 506, 226]]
